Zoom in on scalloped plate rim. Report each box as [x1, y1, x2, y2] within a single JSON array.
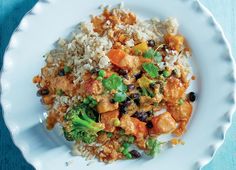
[[0, 0, 235, 170]]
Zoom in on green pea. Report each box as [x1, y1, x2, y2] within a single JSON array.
[[64, 66, 72, 74], [91, 99, 97, 106], [119, 129, 125, 135], [113, 119, 121, 127], [154, 52, 162, 63], [87, 96, 93, 100], [125, 153, 132, 159], [118, 147, 124, 152], [107, 132, 113, 138], [56, 89, 64, 96], [98, 70, 106, 77], [123, 142, 130, 149], [99, 130, 105, 134], [178, 99, 184, 105], [96, 76, 103, 81], [122, 148, 129, 155], [83, 98, 90, 104], [128, 136, 135, 143], [163, 70, 171, 78], [154, 102, 158, 107], [134, 49, 142, 56]]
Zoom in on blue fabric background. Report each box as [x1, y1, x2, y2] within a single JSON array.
[[0, 0, 235, 170]]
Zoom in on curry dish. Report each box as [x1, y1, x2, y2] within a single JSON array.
[[33, 6, 196, 163]]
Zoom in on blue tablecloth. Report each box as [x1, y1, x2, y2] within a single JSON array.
[[0, 0, 235, 169]]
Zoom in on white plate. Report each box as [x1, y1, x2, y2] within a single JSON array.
[[1, 0, 235, 170]]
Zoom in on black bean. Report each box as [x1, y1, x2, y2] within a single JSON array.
[[123, 100, 132, 107], [37, 89, 49, 96], [162, 44, 168, 50], [130, 150, 141, 158], [133, 111, 139, 118], [125, 97, 131, 101], [137, 87, 142, 92], [123, 74, 129, 80], [90, 67, 100, 74], [149, 83, 156, 90], [134, 99, 140, 106], [134, 72, 142, 80], [147, 40, 156, 48], [140, 114, 148, 122], [131, 93, 140, 99], [112, 66, 120, 72], [146, 121, 153, 128], [133, 111, 141, 117], [110, 99, 116, 104], [172, 69, 178, 76], [133, 111, 148, 122], [58, 69, 65, 76], [127, 84, 135, 91], [119, 105, 126, 114], [188, 92, 196, 102], [118, 69, 128, 76], [40, 98, 44, 104], [156, 80, 164, 94], [146, 111, 153, 116]]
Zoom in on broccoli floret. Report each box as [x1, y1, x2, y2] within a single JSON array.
[[63, 104, 104, 144]]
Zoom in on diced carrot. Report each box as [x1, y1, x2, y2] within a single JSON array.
[[101, 110, 119, 132], [108, 49, 126, 66]]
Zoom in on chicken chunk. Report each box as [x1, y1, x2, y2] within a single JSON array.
[[119, 54, 141, 70], [173, 121, 188, 137], [167, 101, 192, 122], [81, 79, 103, 95], [101, 110, 119, 132], [97, 96, 119, 113], [151, 112, 177, 135], [120, 115, 148, 139], [164, 77, 186, 103], [139, 96, 154, 112], [50, 76, 75, 94]]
